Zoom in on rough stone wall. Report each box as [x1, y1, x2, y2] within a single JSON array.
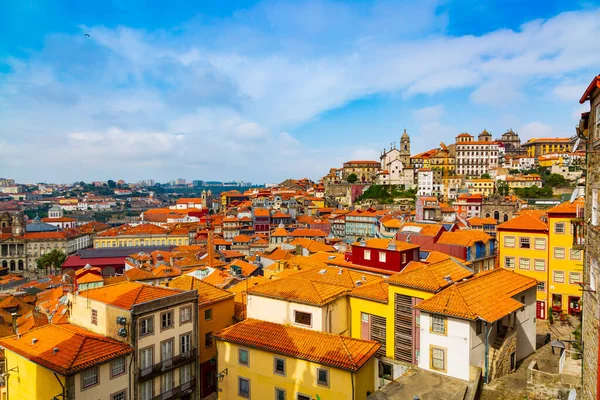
[[490, 329, 517, 381], [526, 360, 581, 399], [582, 87, 600, 400]]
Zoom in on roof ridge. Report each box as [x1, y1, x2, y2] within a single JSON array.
[[339, 336, 359, 371]]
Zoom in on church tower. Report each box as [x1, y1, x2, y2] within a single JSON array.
[[399, 129, 411, 166]]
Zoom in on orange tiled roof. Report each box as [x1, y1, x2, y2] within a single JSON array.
[[16, 310, 48, 333], [168, 275, 233, 306], [79, 281, 184, 310], [253, 208, 270, 217], [580, 75, 600, 103], [229, 259, 259, 276], [350, 280, 389, 303], [271, 227, 289, 237], [232, 234, 251, 243], [400, 222, 445, 237], [290, 265, 380, 289], [388, 259, 473, 292], [0, 323, 133, 376], [214, 319, 380, 371], [382, 219, 402, 229], [249, 277, 349, 306], [546, 197, 585, 215], [436, 230, 492, 247], [497, 213, 548, 232], [415, 269, 536, 322], [289, 238, 335, 254], [290, 228, 327, 238]]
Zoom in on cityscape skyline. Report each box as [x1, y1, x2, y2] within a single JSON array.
[[2, 1, 599, 183]]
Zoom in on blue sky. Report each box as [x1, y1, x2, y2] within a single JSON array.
[[1, 0, 599, 184]]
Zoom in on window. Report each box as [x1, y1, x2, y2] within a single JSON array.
[[504, 236, 515, 248], [554, 271, 565, 283], [431, 346, 446, 371], [364, 250, 371, 260], [592, 189, 598, 226], [140, 347, 153, 369], [554, 247, 565, 259], [275, 388, 286, 400], [274, 357, 286, 376], [161, 340, 173, 362], [379, 252, 386, 262], [180, 363, 191, 384], [475, 320, 482, 335], [569, 272, 582, 284], [378, 361, 393, 379], [205, 331, 213, 348], [431, 314, 447, 335], [111, 391, 126, 400], [140, 382, 153, 400], [504, 257, 515, 268], [294, 311, 312, 327], [238, 377, 250, 398], [519, 258, 530, 270], [570, 249, 582, 260], [82, 367, 98, 388], [402, 253, 407, 263], [91, 309, 98, 325], [161, 371, 173, 393], [204, 308, 212, 321], [534, 259, 546, 271], [297, 395, 311, 400], [537, 281, 546, 292], [554, 223, 565, 234], [519, 237, 530, 249], [180, 306, 191, 323], [140, 317, 153, 336], [534, 238, 546, 250], [111, 357, 125, 378], [161, 311, 173, 329], [239, 348, 249, 366], [317, 368, 329, 387], [181, 333, 191, 354]]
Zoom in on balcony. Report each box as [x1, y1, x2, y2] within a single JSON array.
[[138, 348, 197, 382], [152, 377, 196, 400], [571, 218, 585, 250]]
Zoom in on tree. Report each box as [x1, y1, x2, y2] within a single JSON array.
[[545, 173, 567, 187], [36, 249, 67, 275], [107, 179, 117, 189], [497, 181, 510, 196], [346, 173, 358, 184], [481, 173, 491, 179]]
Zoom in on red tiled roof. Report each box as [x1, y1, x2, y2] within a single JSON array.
[[168, 275, 233, 306], [350, 280, 389, 303], [388, 259, 473, 292], [497, 213, 548, 232], [214, 319, 380, 371], [78, 281, 184, 310], [0, 323, 133, 376]]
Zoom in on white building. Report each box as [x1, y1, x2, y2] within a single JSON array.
[[455, 130, 500, 177], [416, 269, 537, 383]]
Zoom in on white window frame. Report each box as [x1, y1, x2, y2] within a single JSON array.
[[364, 249, 371, 260], [111, 357, 125, 377], [431, 314, 446, 334], [504, 257, 515, 268], [554, 223, 565, 234], [554, 247, 565, 259], [82, 367, 99, 388], [519, 258, 530, 270], [534, 259, 545, 271], [553, 271, 565, 283], [534, 238, 546, 250], [569, 272, 582, 284], [570, 249, 582, 260], [379, 251, 386, 262]]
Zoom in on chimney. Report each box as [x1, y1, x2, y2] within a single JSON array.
[[11, 313, 19, 335], [387, 240, 397, 251], [31, 338, 38, 345], [443, 275, 453, 284], [53, 348, 59, 354]]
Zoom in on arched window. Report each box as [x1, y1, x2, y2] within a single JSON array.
[[494, 211, 500, 220], [504, 214, 509, 222], [18, 260, 24, 270], [9, 260, 15, 271], [1, 261, 6, 269]]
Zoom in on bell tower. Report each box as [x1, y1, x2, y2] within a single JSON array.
[[399, 129, 411, 166]]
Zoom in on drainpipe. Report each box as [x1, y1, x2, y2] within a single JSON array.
[[484, 321, 493, 384], [53, 372, 66, 399], [351, 371, 355, 400]]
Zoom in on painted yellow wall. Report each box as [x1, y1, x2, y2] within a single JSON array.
[[498, 230, 549, 306], [199, 298, 235, 364], [4, 349, 65, 400], [93, 234, 189, 248], [216, 340, 375, 400], [349, 285, 433, 360], [548, 216, 584, 312]]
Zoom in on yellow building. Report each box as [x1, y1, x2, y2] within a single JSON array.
[[538, 154, 565, 167], [93, 223, 190, 248], [546, 199, 585, 316], [168, 275, 235, 398], [348, 257, 473, 386], [467, 178, 496, 196], [214, 318, 380, 400], [523, 137, 572, 157], [506, 174, 543, 191], [497, 212, 550, 319], [0, 323, 132, 400]]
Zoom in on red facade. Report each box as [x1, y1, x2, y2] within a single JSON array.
[[350, 245, 419, 273]]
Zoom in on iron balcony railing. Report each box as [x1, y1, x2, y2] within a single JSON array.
[[151, 377, 196, 400], [138, 348, 196, 382]]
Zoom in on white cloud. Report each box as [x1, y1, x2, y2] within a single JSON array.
[[2, 4, 600, 182], [518, 121, 555, 141]]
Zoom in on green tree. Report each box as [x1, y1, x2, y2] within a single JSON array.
[[107, 179, 117, 189], [36, 249, 67, 275], [346, 173, 358, 184], [481, 173, 491, 179], [497, 181, 510, 196], [545, 173, 567, 187]]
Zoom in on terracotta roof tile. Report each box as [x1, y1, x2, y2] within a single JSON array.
[[290, 228, 327, 238], [350, 280, 389, 303], [214, 319, 380, 371], [546, 197, 585, 215], [415, 269, 536, 322], [249, 277, 349, 306], [388, 259, 473, 292], [79, 281, 184, 310], [497, 213, 548, 232], [436, 230, 492, 247], [354, 238, 419, 252], [0, 323, 133, 376], [168, 275, 233, 306]]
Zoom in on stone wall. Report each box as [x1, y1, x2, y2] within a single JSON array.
[[527, 359, 581, 399], [490, 328, 517, 381]]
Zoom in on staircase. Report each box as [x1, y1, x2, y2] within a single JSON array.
[[488, 331, 507, 379]]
